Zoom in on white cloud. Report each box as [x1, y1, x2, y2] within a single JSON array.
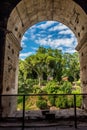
[[35, 35, 77, 50], [26, 21, 55, 40], [49, 23, 68, 31], [35, 38, 48, 46], [21, 41, 27, 48], [19, 58, 25, 61], [20, 52, 33, 57], [22, 35, 28, 41], [64, 48, 77, 53], [37, 21, 55, 29], [34, 21, 77, 51], [26, 26, 38, 40], [58, 29, 74, 35], [47, 35, 52, 38], [36, 33, 41, 37], [31, 47, 38, 51], [30, 33, 36, 39], [29, 25, 37, 34], [29, 25, 37, 30]]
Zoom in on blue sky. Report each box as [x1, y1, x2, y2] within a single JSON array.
[[20, 21, 77, 60]]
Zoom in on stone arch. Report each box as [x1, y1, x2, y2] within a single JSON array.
[[2, 0, 87, 116]]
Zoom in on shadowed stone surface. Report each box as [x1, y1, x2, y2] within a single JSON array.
[[0, 126, 87, 130]]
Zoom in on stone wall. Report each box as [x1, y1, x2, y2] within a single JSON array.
[[2, 33, 21, 116], [76, 34, 87, 109], [0, 30, 6, 116]]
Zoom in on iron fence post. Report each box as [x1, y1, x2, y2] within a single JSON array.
[[22, 95, 25, 130], [74, 94, 77, 128]]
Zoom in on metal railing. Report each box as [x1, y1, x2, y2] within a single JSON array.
[[0, 93, 87, 130]]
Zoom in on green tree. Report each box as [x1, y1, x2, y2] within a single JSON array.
[[63, 52, 80, 82]]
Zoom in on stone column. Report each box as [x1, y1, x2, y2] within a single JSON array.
[[2, 32, 21, 117], [0, 29, 6, 117], [76, 34, 87, 110]]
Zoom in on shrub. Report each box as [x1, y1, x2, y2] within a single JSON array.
[[18, 79, 38, 94], [60, 81, 72, 93], [55, 96, 68, 109], [38, 96, 43, 100], [67, 96, 74, 108], [17, 96, 23, 104], [72, 89, 82, 108], [68, 76, 74, 83], [76, 95, 82, 108], [76, 80, 81, 86], [48, 96, 56, 106], [68, 95, 82, 108], [44, 80, 58, 94], [33, 85, 41, 94], [43, 81, 59, 106], [36, 99, 47, 109]]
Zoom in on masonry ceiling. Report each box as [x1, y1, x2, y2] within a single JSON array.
[[0, 0, 87, 21]]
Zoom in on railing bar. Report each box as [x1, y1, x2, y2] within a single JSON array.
[[0, 93, 87, 96], [0, 93, 85, 129]]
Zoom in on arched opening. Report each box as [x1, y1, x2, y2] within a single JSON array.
[[17, 20, 81, 112], [2, 0, 87, 117]]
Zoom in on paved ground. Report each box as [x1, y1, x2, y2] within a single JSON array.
[[0, 126, 87, 130], [14, 109, 87, 119], [1, 109, 87, 130]]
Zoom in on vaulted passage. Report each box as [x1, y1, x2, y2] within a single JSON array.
[[0, 0, 87, 117]]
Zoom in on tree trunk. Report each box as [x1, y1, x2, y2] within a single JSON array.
[[38, 74, 43, 87]]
